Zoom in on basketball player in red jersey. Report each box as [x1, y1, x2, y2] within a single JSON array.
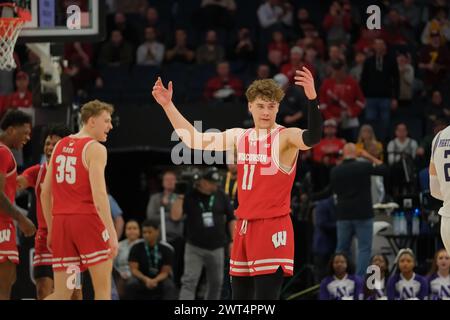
[[40, 100, 118, 300], [152, 66, 322, 299], [0, 110, 36, 300], [17, 125, 82, 300]]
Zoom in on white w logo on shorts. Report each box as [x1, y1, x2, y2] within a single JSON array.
[[272, 231, 287, 249], [102, 229, 110, 242], [0, 229, 11, 244]]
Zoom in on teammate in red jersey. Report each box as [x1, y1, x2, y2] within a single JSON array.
[[40, 100, 118, 300], [0, 110, 36, 300], [17, 125, 78, 300], [152, 66, 323, 300]]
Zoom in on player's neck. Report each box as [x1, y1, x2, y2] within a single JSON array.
[[254, 123, 278, 134], [0, 135, 13, 148], [74, 127, 96, 139]]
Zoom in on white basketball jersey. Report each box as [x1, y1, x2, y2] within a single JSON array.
[[431, 126, 450, 217]]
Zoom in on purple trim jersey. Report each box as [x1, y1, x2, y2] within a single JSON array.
[[428, 273, 450, 300], [387, 273, 428, 300], [319, 274, 364, 300]]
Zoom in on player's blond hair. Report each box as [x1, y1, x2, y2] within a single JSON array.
[[245, 79, 285, 103], [80, 100, 114, 124]]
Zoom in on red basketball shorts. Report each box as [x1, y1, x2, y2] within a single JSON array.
[[51, 214, 111, 272], [230, 214, 294, 277], [0, 219, 18, 264], [33, 228, 53, 267]]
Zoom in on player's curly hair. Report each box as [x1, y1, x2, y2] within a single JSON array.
[[245, 79, 285, 103], [0, 110, 32, 131], [80, 100, 114, 124], [46, 124, 72, 139]]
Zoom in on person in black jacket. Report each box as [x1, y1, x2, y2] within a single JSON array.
[[315, 143, 388, 277], [171, 167, 236, 300], [360, 38, 399, 142]]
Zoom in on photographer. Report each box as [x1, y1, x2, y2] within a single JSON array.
[[171, 167, 236, 300]]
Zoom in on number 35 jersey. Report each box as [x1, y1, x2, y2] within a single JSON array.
[[51, 136, 98, 215], [235, 126, 298, 220]]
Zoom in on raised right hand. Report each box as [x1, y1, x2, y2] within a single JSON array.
[[152, 77, 173, 108]]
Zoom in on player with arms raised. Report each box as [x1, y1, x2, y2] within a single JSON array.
[[152, 67, 322, 299]]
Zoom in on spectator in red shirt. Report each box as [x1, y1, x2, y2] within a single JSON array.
[[310, 119, 345, 191], [319, 59, 365, 141], [312, 119, 346, 166], [204, 61, 243, 102], [268, 31, 290, 62], [281, 46, 315, 84], [8, 71, 33, 111], [354, 27, 385, 55]]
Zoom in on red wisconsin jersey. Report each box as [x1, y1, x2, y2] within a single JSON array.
[[22, 163, 47, 229], [51, 136, 97, 215], [235, 126, 298, 220], [0, 143, 17, 222]]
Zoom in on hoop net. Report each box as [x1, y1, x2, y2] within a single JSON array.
[[0, 3, 31, 71]]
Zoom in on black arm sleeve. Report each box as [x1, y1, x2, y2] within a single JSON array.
[[301, 98, 323, 147]]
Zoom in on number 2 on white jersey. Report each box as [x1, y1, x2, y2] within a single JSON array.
[[55, 155, 77, 184], [242, 164, 255, 190]]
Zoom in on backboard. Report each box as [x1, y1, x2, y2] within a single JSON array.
[[16, 0, 105, 43]]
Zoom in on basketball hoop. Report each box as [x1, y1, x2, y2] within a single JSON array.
[[0, 3, 31, 71]]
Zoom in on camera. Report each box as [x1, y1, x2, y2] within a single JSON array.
[[174, 167, 202, 195]]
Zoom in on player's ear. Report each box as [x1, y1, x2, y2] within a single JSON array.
[[5, 126, 15, 136], [248, 102, 252, 112]]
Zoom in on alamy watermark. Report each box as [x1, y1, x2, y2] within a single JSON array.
[[66, 5, 81, 30], [366, 265, 383, 290], [66, 265, 82, 290], [366, 5, 381, 30]]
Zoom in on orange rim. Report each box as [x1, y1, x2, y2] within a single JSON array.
[[0, 2, 31, 23]]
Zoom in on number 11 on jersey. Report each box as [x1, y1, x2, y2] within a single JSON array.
[[242, 164, 255, 190]]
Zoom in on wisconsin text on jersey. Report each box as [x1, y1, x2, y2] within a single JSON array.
[[237, 153, 268, 163]]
